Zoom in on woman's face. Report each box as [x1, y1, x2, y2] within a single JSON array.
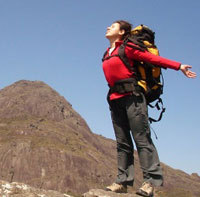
[[105, 23, 124, 40]]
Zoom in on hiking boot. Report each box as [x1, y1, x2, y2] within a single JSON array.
[[136, 182, 154, 197], [105, 183, 127, 193]]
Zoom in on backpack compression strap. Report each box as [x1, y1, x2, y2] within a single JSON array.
[[148, 98, 166, 123]]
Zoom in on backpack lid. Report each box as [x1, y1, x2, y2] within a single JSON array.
[[131, 24, 155, 45]]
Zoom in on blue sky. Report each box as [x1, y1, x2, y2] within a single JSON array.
[[0, 1, 199, 176]]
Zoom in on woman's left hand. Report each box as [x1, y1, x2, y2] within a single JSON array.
[[180, 64, 197, 78]]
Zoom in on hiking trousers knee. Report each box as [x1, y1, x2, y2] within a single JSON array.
[[109, 94, 163, 187]]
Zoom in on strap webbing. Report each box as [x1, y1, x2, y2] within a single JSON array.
[[148, 98, 166, 123]]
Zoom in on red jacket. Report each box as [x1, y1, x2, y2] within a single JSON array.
[[102, 41, 181, 100]]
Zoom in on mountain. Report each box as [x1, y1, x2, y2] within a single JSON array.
[[0, 80, 199, 197]]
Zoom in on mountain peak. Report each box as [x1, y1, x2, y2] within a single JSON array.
[[0, 80, 77, 122]]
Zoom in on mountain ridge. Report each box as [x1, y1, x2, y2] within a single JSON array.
[[0, 80, 199, 197]]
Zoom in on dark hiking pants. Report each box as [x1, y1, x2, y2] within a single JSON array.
[[109, 93, 163, 187]]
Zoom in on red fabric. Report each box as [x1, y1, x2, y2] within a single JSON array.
[[102, 41, 181, 100]]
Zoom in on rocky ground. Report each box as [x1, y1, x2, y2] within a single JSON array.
[[0, 180, 153, 197], [83, 189, 146, 197], [0, 180, 73, 197]]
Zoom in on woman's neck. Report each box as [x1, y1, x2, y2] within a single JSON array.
[[109, 37, 121, 48]]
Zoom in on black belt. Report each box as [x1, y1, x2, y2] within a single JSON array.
[[109, 78, 142, 94]]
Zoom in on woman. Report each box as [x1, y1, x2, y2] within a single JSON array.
[[102, 20, 196, 197]]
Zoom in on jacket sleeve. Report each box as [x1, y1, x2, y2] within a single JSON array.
[[125, 46, 181, 70]]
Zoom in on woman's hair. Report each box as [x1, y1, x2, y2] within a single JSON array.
[[114, 20, 132, 40]]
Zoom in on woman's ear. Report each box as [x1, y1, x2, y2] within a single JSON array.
[[119, 29, 125, 36]]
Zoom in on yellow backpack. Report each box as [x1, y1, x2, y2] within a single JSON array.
[[118, 24, 165, 122], [131, 25, 163, 103]]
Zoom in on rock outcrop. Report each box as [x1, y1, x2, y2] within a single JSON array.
[[83, 189, 141, 197], [0, 180, 73, 197]]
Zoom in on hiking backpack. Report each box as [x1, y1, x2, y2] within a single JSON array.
[[121, 24, 165, 123], [121, 25, 164, 103], [126, 25, 165, 123]]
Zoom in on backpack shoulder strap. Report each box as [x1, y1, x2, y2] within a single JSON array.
[[102, 50, 108, 61], [118, 42, 134, 72], [102, 50, 121, 62], [126, 37, 146, 50], [118, 40, 144, 72]]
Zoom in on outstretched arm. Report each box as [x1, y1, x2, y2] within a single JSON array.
[[126, 45, 197, 77], [180, 65, 197, 78]]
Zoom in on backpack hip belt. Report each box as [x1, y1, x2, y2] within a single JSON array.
[[109, 78, 143, 95]]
